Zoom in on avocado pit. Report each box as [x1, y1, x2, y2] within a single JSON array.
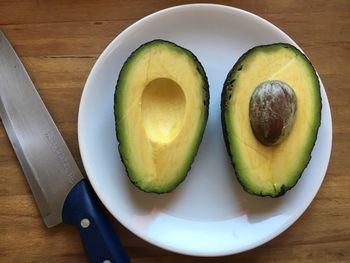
[[249, 80, 297, 146]]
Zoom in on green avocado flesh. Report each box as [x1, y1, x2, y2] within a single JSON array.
[[114, 40, 209, 193], [221, 43, 321, 197]]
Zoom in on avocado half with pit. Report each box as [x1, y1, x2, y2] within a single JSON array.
[[221, 43, 321, 197], [114, 40, 209, 193]]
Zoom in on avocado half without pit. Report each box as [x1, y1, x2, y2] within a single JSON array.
[[114, 40, 209, 193], [221, 43, 321, 197]]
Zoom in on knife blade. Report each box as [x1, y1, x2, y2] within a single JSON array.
[[0, 30, 129, 263]]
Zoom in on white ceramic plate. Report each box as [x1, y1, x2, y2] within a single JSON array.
[[78, 4, 332, 256]]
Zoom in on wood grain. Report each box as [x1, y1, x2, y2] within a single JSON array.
[[1, 1, 349, 262]]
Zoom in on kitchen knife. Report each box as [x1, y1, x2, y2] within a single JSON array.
[[0, 30, 129, 263]]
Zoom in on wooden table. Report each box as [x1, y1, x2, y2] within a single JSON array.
[[1, 1, 349, 262]]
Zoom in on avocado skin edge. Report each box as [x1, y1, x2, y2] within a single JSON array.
[[221, 43, 322, 198], [114, 39, 209, 194]]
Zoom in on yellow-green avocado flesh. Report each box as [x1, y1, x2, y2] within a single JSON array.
[[115, 40, 209, 193], [221, 43, 321, 197]]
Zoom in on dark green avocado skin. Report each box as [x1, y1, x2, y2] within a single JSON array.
[[114, 39, 209, 193], [221, 43, 322, 197]]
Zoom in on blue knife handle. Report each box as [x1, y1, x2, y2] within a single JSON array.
[[62, 179, 130, 263]]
